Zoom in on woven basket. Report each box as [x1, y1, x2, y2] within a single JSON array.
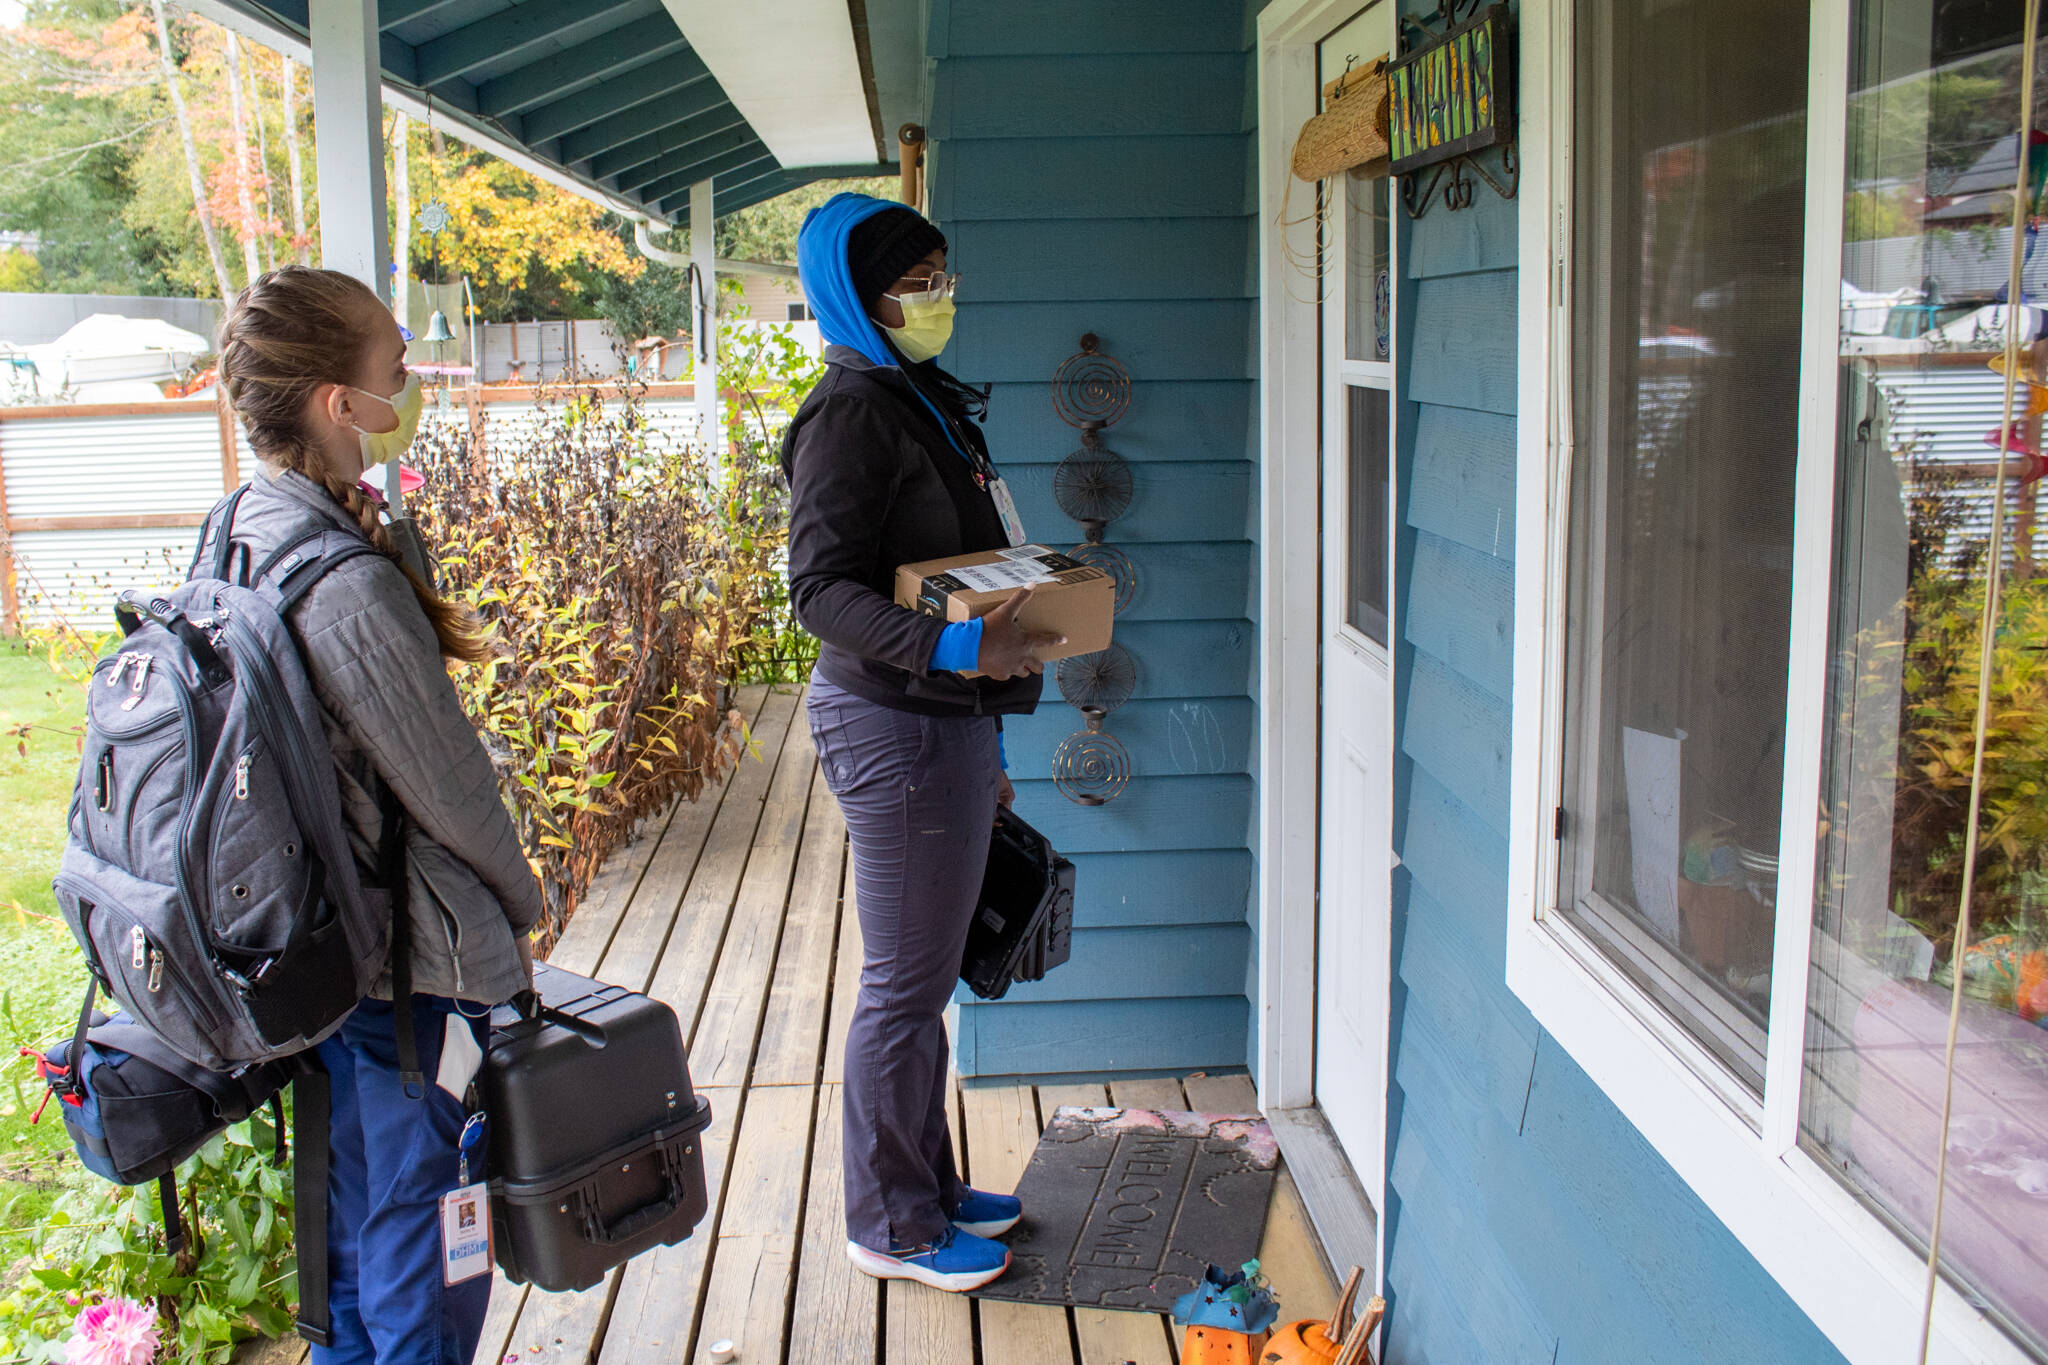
[[1291, 62, 1391, 182]]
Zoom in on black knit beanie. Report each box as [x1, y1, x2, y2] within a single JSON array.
[[846, 207, 948, 308]]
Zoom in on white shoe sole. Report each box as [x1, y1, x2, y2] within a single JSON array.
[[845, 1239, 1010, 1292], [952, 1214, 1020, 1238]]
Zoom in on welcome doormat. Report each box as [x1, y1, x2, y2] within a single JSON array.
[[972, 1107, 1280, 1313]]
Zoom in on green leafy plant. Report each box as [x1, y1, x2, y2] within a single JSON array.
[[0, 1114, 296, 1364], [718, 317, 821, 686], [407, 376, 773, 948]]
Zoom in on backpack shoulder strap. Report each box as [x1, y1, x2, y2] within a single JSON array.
[[190, 484, 256, 584], [256, 525, 386, 617], [291, 1057, 333, 1347]]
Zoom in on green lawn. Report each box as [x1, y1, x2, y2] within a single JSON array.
[[0, 639, 98, 1236]]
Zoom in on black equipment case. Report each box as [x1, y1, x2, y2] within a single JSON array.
[[959, 806, 1077, 1000], [482, 962, 713, 1292]]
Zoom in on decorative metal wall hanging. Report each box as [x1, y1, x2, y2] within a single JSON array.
[[1054, 643, 1136, 807], [1053, 707, 1131, 807], [1050, 335, 1139, 806], [1390, 0, 1517, 218]]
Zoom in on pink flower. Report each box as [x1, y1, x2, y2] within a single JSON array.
[[65, 1297, 158, 1365]]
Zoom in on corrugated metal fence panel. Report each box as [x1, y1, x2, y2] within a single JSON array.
[[12, 527, 199, 629], [1870, 362, 2029, 550], [2, 412, 225, 517]]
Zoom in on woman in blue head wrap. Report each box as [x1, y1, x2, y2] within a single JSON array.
[[781, 194, 1060, 1291]]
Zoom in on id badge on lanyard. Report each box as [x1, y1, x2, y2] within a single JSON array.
[[440, 1113, 492, 1285], [988, 476, 1028, 548]]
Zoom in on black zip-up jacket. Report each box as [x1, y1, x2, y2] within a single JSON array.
[[780, 345, 1044, 717]]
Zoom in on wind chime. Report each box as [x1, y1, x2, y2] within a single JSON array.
[[1050, 333, 1135, 806], [415, 109, 458, 406]]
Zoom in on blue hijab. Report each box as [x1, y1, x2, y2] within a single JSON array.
[[796, 192, 976, 465], [796, 192, 912, 370]]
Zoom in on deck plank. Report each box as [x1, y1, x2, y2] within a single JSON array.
[[548, 686, 771, 974], [788, 1083, 882, 1363], [884, 1080, 974, 1365], [1040, 1082, 1177, 1365], [591, 1085, 744, 1365], [750, 763, 847, 1087], [690, 1082, 819, 1364], [1182, 1073, 1340, 1326], [689, 715, 818, 1086], [602, 688, 800, 996], [961, 1081, 1076, 1365], [473, 1273, 528, 1365], [643, 686, 803, 1032]]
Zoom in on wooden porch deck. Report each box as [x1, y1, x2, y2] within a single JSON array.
[[463, 681, 1338, 1365]]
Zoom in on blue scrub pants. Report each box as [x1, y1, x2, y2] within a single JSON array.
[[807, 677, 1002, 1252], [312, 995, 490, 1365]]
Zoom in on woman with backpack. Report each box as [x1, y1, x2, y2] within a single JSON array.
[[214, 265, 542, 1365], [784, 195, 1063, 1293]]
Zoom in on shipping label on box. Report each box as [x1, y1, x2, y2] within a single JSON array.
[[896, 544, 1115, 676]]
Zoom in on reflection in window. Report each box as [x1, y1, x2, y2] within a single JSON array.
[[1559, 0, 1807, 1096], [1806, 9, 2048, 1356]]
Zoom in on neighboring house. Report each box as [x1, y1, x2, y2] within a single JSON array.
[[152, 0, 2048, 1361]]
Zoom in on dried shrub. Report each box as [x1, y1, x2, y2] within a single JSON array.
[[406, 380, 773, 947]]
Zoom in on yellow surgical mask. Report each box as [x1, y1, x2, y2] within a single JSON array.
[[883, 294, 956, 364], [349, 373, 423, 466]]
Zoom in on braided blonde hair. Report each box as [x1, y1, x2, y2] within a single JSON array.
[[217, 265, 489, 663]]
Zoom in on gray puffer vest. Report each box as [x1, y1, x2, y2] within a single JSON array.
[[219, 467, 541, 1006]]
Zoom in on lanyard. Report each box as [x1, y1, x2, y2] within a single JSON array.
[[906, 383, 998, 490]]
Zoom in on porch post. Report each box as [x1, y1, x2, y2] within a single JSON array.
[[309, 0, 390, 293], [308, 0, 403, 517], [690, 179, 719, 446]]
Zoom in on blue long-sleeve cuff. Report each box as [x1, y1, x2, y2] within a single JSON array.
[[929, 617, 984, 674], [997, 728, 1008, 771]]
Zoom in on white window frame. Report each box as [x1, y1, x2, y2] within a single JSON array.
[[1506, 0, 2036, 1360]]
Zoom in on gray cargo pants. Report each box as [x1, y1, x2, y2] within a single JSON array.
[[807, 677, 1001, 1251]]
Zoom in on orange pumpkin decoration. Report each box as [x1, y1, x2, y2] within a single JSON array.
[[1261, 1319, 1344, 1365], [1183, 1325, 1271, 1365]]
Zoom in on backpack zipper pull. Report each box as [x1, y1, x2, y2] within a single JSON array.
[[105, 654, 130, 689], [120, 654, 152, 711], [234, 753, 251, 800], [129, 925, 146, 972], [95, 752, 113, 812], [147, 948, 164, 994]]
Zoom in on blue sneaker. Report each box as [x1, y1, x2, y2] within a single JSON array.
[[950, 1187, 1023, 1238], [845, 1225, 1011, 1292]]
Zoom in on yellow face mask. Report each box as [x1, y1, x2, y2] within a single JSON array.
[[883, 294, 956, 364], [349, 372, 424, 467]]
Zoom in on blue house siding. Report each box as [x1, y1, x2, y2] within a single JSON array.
[[925, 0, 1260, 1078], [1379, 0, 1847, 1354]]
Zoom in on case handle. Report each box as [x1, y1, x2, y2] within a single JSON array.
[[507, 988, 608, 1048], [572, 1142, 691, 1246]]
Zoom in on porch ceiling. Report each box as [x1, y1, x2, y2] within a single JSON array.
[[192, 0, 912, 225]]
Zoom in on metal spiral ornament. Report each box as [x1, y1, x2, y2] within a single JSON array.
[[1051, 333, 1132, 431], [1054, 706, 1132, 807], [1054, 439, 1135, 540], [1067, 542, 1135, 614], [1056, 643, 1136, 715]]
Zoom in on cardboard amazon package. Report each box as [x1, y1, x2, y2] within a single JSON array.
[[895, 544, 1114, 678]]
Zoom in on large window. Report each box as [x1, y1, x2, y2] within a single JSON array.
[[1519, 0, 2048, 1359], [1559, 0, 1809, 1098], [1804, 8, 2048, 1356]]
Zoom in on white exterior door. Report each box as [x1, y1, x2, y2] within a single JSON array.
[[1312, 0, 1397, 1187]]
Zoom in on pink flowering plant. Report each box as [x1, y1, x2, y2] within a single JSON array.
[[0, 1115, 297, 1364], [63, 1297, 157, 1365]]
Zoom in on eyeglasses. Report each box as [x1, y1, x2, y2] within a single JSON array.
[[885, 271, 961, 303]]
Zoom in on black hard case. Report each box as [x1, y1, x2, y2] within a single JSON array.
[[482, 962, 713, 1292], [959, 806, 1076, 1000]]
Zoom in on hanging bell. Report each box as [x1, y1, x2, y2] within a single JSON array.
[[423, 309, 457, 344]]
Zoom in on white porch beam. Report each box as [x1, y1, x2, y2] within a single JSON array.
[[659, 0, 880, 166], [690, 180, 719, 446], [309, 0, 402, 520], [309, 0, 391, 294]]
